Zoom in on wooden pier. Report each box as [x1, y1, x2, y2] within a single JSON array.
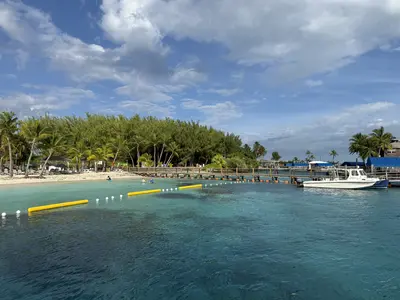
[[128, 167, 400, 187], [128, 167, 330, 184]]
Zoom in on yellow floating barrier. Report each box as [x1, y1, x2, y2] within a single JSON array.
[[127, 189, 161, 197], [28, 199, 88, 214], [178, 184, 203, 190]]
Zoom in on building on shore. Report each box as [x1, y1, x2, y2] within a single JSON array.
[[385, 137, 400, 157]]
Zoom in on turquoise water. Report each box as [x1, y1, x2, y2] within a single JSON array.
[[1, 179, 400, 299]]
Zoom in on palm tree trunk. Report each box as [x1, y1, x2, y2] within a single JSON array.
[[6, 137, 13, 178], [136, 145, 141, 167], [129, 153, 135, 167], [25, 139, 36, 178], [166, 153, 174, 166], [113, 149, 119, 166], [163, 152, 168, 165], [39, 150, 53, 178], [153, 144, 157, 167], [158, 144, 165, 166], [0, 157, 4, 173]]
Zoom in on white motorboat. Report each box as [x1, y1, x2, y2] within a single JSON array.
[[302, 167, 388, 190]]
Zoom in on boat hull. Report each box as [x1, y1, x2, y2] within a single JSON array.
[[372, 179, 389, 189], [303, 180, 377, 190]]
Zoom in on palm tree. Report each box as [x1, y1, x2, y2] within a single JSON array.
[[329, 150, 338, 162], [165, 141, 180, 166], [138, 153, 153, 167], [0, 111, 18, 177], [271, 151, 281, 161], [292, 157, 299, 162], [21, 118, 49, 177], [253, 141, 267, 158], [305, 150, 314, 162], [68, 140, 87, 172], [349, 133, 368, 156], [370, 126, 392, 157], [211, 154, 227, 174], [96, 144, 114, 172], [349, 133, 377, 164], [39, 133, 64, 177]]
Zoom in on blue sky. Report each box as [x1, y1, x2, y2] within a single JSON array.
[[1, 0, 400, 161]]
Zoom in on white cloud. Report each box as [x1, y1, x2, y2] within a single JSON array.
[[0, 85, 95, 117], [202, 88, 241, 97], [0, 0, 206, 115], [258, 101, 400, 159], [305, 79, 323, 87], [100, 0, 166, 53], [99, 0, 400, 83], [118, 100, 175, 117], [181, 99, 242, 126]]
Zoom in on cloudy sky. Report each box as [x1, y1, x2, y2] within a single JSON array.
[[1, 0, 400, 161]]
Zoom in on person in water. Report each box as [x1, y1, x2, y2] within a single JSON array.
[[149, 178, 155, 184], [107, 176, 112, 181]]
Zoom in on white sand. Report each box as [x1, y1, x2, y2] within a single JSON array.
[[0, 171, 142, 186]]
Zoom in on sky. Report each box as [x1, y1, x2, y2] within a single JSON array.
[[1, 0, 400, 161]]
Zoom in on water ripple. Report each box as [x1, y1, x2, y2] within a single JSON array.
[[1, 184, 400, 299]]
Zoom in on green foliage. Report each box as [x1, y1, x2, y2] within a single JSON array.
[[349, 127, 393, 161], [138, 153, 153, 167], [252, 141, 267, 158], [211, 154, 227, 169], [271, 151, 281, 161], [305, 150, 315, 162], [329, 150, 338, 162], [0, 111, 262, 173]]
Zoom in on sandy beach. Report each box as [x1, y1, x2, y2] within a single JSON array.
[[0, 171, 142, 186]]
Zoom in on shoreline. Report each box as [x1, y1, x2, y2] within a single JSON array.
[[0, 172, 143, 187]]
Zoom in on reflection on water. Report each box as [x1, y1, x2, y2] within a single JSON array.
[[302, 187, 380, 198]]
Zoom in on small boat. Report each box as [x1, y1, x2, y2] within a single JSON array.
[[302, 167, 388, 190]]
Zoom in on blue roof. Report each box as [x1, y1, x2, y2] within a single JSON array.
[[341, 161, 364, 167], [366, 157, 400, 167]]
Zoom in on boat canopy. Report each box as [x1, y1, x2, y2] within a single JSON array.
[[309, 161, 333, 167], [341, 161, 364, 167]]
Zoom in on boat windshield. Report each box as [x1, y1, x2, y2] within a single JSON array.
[[358, 170, 367, 176], [337, 169, 349, 180]]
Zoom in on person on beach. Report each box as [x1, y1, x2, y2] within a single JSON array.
[[107, 176, 112, 181]]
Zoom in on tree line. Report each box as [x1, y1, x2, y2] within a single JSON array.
[[0, 111, 268, 178]]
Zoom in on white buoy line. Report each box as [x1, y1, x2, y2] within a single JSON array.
[[0, 182, 250, 217], [1, 209, 23, 219]]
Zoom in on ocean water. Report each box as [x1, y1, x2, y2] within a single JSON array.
[[1, 179, 400, 299]]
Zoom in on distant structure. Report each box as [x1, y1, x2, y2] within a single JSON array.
[[386, 137, 400, 157], [258, 159, 281, 168]]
